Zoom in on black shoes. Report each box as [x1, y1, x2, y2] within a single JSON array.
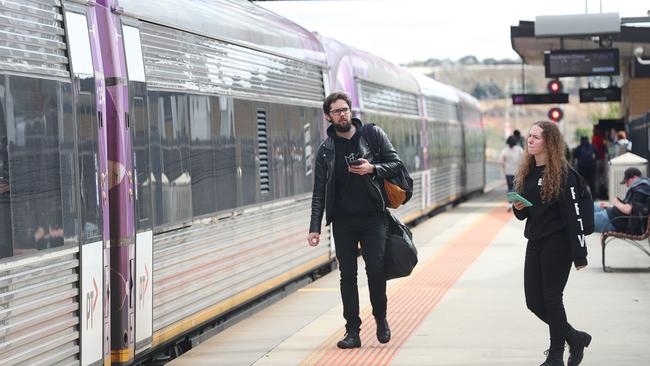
[[567, 331, 592, 366], [336, 331, 361, 349], [375, 317, 391, 344], [540, 348, 565, 366], [336, 318, 390, 349]]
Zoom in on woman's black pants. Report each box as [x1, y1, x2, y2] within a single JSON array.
[[524, 231, 573, 351], [332, 213, 386, 332]]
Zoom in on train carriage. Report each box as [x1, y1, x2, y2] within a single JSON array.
[[0, 1, 485, 365], [0, 0, 109, 365], [410, 71, 465, 209], [457, 91, 486, 196], [115, 0, 333, 361], [319, 35, 484, 224]]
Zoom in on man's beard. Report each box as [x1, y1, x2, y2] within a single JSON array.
[[333, 121, 351, 132]]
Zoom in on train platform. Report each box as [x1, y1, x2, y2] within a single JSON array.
[[168, 188, 650, 366]]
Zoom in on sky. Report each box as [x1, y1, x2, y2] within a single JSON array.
[[255, 0, 650, 64]]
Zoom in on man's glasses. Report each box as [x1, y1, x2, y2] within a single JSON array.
[[330, 107, 350, 115]]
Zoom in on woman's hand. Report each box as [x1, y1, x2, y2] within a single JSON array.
[[512, 201, 527, 211]]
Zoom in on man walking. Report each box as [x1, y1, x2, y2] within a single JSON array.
[[307, 91, 404, 349]]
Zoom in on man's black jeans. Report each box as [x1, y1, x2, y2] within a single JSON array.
[[332, 212, 386, 332]]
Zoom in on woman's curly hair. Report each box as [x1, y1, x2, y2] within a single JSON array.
[[514, 121, 568, 203]]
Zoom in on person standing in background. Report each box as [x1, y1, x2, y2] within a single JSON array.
[[573, 136, 597, 196], [513, 129, 524, 148], [498, 135, 523, 211]]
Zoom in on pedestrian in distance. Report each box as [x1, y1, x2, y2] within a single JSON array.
[[307, 91, 404, 349], [614, 130, 632, 157], [573, 136, 597, 196], [513, 129, 524, 148], [499, 135, 524, 211], [512, 121, 592, 366]]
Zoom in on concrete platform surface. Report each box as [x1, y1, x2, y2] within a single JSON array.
[[169, 189, 650, 366]]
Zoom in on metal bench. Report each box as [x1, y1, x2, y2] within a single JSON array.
[[601, 215, 650, 272]]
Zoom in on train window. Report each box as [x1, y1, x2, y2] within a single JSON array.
[[234, 99, 263, 207], [213, 96, 237, 212], [0, 78, 9, 258], [189, 95, 217, 217], [64, 12, 94, 76], [122, 26, 146, 83], [131, 83, 152, 231], [77, 78, 102, 243], [148, 92, 192, 231], [1, 76, 70, 259]]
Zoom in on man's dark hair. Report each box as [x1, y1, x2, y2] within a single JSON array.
[[323, 92, 351, 115], [513, 129, 521, 138]]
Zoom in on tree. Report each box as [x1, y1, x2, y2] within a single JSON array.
[[458, 55, 479, 65]]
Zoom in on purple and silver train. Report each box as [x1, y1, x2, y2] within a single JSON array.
[[0, 1, 484, 365]]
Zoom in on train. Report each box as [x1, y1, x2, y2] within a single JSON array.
[[0, 1, 484, 365]]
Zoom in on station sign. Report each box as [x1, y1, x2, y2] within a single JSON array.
[[579, 87, 621, 102], [544, 48, 619, 78], [511, 93, 569, 105]]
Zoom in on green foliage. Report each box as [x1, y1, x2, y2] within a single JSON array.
[[471, 80, 505, 100], [589, 102, 620, 123], [574, 127, 592, 142]]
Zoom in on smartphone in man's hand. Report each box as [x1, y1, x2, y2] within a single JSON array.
[[348, 159, 362, 166]]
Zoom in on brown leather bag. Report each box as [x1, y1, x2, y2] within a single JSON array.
[[384, 180, 407, 209]]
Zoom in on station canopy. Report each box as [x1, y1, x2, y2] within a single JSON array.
[[511, 13, 650, 66]]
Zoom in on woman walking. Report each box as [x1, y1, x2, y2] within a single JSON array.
[[512, 121, 592, 366]]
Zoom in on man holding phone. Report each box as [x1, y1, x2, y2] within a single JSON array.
[[307, 91, 404, 349], [593, 167, 650, 233]]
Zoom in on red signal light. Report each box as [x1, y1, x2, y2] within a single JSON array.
[[548, 107, 563, 122], [547, 79, 563, 93]]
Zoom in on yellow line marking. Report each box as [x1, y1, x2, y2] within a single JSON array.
[[298, 288, 340, 292]]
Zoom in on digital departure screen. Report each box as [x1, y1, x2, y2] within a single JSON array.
[[544, 49, 619, 78]]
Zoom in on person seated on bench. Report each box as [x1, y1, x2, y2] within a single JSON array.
[[594, 167, 650, 233]]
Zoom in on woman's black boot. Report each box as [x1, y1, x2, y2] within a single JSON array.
[[540, 348, 565, 366], [566, 328, 592, 366]]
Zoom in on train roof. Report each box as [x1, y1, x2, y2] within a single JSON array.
[[409, 71, 459, 103], [118, 0, 326, 66], [318, 35, 420, 96], [456, 89, 481, 108]]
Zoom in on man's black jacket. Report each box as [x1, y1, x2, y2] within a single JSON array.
[[309, 118, 403, 233]]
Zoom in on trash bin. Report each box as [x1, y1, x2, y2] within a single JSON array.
[[608, 152, 648, 199]]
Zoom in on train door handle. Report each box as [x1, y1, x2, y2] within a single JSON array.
[[129, 259, 134, 309]]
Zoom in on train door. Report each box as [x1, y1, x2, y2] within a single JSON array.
[[63, 2, 108, 365], [121, 20, 154, 353]]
